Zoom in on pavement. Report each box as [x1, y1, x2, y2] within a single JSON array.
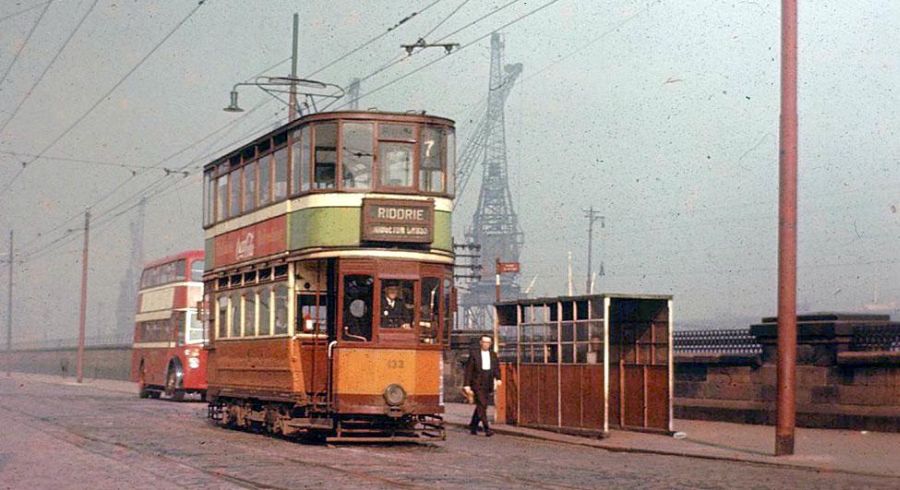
[[443, 402, 900, 479], [7, 373, 899, 480]]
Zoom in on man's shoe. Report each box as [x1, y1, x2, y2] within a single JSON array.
[[485, 429, 494, 437], [469, 426, 478, 435]]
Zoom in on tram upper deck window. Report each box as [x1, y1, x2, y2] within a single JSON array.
[[243, 160, 257, 213], [379, 124, 415, 188], [230, 166, 242, 218], [291, 127, 311, 194], [259, 153, 272, 206], [203, 171, 213, 226], [342, 122, 373, 190], [273, 146, 288, 200], [380, 279, 414, 329], [314, 123, 337, 189], [419, 126, 444, 193], [446, 128, 456, 196], [216, 173, 228, 221], [342, 274, 373, 341]]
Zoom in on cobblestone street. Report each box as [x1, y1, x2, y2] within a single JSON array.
[[0, 375, 897, 489]]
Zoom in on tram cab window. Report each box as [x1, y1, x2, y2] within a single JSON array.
[[342, 275, 373, 341], [273, 146, 288, 200], [342, 122, 373, 190], [298, 294, 328, 334], [274, 284, 289, 335], [419, 127, 444, 193], [380, 279, 414, 329], [313, 123, 337, 189], [419, 277, 440, 343]]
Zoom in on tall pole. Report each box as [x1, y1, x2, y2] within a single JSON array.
[[584, 207, 605, 294], [5, 230, 12, 377], [775, 0, 798, 457], [288, 12, 299, 121], [76, 211, 90, 384]]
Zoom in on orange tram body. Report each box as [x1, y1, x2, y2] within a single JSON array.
[[201, 111, 456, 441], [130, 250, 208, 400]]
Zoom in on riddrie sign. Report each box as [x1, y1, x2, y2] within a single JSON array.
[[361, 198, 434, 244]]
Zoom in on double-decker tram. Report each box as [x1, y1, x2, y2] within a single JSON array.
[[201, 110, 455, 441], [131, 250, 208, 400]]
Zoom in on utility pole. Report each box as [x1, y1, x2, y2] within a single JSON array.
[[5, 230, 12, 377], [288, 12, 299, 121], [583, 207, 605, 294], [775, 0, 798, 457], [76, 211, 90, 384]]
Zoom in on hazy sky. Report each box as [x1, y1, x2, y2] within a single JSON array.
[[1, 0, 898, 343]]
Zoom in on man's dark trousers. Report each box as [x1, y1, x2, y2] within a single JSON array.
[[469, 369, 493, 433]]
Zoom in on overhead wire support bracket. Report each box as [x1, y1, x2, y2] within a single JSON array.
[[401, 38, 461, 55]]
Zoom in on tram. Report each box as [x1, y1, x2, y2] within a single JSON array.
[[201, 110, 455, 441], [131, 250, 208, 400]]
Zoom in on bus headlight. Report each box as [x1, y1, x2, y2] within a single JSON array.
[[383, 384, 406, 406], [188, 357, 201, 369]]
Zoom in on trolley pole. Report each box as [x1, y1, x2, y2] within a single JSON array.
[[288, 12, 299, 121], [5, 230, 12, 377], [775, 0, 798, 456], [76, 211, 91, 384]]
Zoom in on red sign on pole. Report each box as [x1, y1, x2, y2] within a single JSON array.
[[497, 262, 520, 274]]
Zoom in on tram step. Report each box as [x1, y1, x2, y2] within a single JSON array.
[[285, 417, 334, 430]]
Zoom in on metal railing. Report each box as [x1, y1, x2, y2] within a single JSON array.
[[674, 329, 762, 355]]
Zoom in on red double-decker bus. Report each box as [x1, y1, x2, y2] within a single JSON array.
[[131, 250, 208, 400]]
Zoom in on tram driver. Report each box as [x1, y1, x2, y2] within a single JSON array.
[[382, 282, 412, 329]]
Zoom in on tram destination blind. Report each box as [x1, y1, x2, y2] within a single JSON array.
[[361, 198, 434, 244]]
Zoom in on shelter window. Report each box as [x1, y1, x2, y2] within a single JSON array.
[[379, 142, 414, 188], [216, 174, 228, 221], [273, 146, 288, 200], [419, 126, 444, 193], [243, 161, 257, 213], [291, 127, 311, 194], [258, 286, 272, 336], [342, 275, 373, 341], [342, 122, 373, 190], [259, 153, 272, 206], [274, 284, 289, 335], [243, 290, 256, 336], [313, 123, 337, 189], [380, 279, 414, 329], [419, 277, 440, 344], [229, 167, 242, 218]]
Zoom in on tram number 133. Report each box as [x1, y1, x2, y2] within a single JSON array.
[[387, 359, 405, 369]]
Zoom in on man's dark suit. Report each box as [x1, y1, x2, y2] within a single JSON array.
[[464, 348, 501, 434]]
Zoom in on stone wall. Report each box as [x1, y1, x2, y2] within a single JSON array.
[[0, 345, 133, 381]]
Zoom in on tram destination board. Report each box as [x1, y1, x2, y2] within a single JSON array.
[[361, 198, 434, 244]]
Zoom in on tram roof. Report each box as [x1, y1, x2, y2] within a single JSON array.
[[203, 110, 455, 172], [143, 249, 204, 269]]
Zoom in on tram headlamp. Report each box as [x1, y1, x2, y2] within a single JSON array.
[[383, 384, 406, 406]]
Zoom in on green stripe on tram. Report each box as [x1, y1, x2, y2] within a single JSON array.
[[287, 207, 452, 252]]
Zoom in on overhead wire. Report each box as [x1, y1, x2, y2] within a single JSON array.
[[0, 0, 99, 135], [0, 1, 51, 24], [0, 0, 53, 89], [0, 0, 206, 196]]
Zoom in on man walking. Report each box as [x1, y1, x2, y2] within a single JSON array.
[[463, 335, 501, 436]]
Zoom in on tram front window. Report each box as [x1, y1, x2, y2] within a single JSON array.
[[380, 142, 413, 188], [342, 275, 373, 341], [419, 277, 440, 343], [381, 279, 414, 329]]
